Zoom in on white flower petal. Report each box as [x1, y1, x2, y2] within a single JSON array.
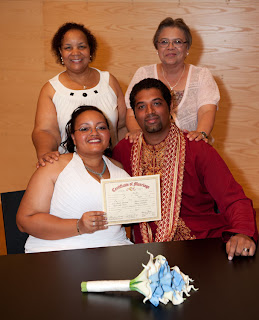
[[159, 296, 169, 305]]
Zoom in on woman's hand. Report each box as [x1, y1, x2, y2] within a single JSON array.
[[125, 129, 142, 143], [78, 211, 108, 234], [37, 151, 60, 168], [184, 130, 208, 143], [226, 234, 256, 261], [125, 108, 141, 143]]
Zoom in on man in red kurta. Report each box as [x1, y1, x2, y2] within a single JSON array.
[[113, 78, 257, 260]]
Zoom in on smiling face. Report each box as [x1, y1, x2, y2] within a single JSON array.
[[71, 110, 111, 156], [60, 29, 91, 73], [134, 88, 171, 144], [157, 27, 188, 66]]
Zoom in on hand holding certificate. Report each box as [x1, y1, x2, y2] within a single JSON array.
[[101, 174, 161, 225]]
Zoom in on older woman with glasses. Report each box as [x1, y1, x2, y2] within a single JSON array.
[[125, 17, 220, 143], [17, 106, 132, 253]]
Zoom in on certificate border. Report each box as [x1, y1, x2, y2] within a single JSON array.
[[101, 174, 161, 225]]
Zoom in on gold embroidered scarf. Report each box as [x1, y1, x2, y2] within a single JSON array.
[[131, 122, 186, 243]]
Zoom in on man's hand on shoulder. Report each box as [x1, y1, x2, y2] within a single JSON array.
[[226, 234, 256, 261]]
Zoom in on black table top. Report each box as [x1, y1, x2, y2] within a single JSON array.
[[0, 238, 258, 320]]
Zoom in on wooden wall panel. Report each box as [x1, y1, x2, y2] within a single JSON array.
[[0, 1, 45, 194], [0, 0, 258, 209], [42, 0, 259, 206]]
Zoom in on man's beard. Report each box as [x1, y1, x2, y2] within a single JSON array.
[[144, 121, 162, 133]]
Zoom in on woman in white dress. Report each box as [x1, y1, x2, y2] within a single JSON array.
[[33, 22, 126, 168], [17, 106, 132, 253]]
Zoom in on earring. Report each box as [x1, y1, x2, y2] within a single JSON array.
[[74, 145, 77, 152], [89, 55, 92, 62], [61, 56, 64, 65], [187, 52, 189, 56]]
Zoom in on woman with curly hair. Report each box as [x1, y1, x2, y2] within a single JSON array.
[[33, 22, 126, 167]]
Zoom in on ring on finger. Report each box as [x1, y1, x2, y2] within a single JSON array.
[[200, 131, 208, 139], [93, 221, 95, 227], [243, 248, 249, 252]]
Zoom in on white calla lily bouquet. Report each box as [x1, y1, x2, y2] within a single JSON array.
[[81, 251, 198, 307]]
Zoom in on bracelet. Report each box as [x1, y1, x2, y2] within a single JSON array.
[[200, 131, 208, 139], [76, 219, 81, 235]]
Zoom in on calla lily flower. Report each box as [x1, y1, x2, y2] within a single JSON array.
[[81, 251, 198, 307]]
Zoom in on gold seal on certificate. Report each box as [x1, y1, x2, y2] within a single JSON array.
[[101, 174, 161, 225]]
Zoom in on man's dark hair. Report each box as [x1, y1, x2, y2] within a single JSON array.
[[129, 78, 171, 113]]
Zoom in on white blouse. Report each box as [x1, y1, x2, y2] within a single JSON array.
[[125, 64, 220, 132], [49, 68, 118, 150]]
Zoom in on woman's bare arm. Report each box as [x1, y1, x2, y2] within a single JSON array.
[[32, 82, 61, 167], [186, 104, 217, 142]]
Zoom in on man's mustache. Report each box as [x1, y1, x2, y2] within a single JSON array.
[[144, 114, 159, 121]]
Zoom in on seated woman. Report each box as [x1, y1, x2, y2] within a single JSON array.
[[17, 106, 132, 253]]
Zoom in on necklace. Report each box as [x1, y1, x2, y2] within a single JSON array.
[[67, 75, 88, 89], [162, 64, 185, 94], [84, 159, 107, 179], [66, 69, 91, 90]]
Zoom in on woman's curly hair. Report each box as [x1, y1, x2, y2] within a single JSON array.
[[51, 22, 97, 65]]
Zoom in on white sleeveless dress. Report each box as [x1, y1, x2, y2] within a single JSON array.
[[49, 68, 118, 149], [25, 153, 132, 253]]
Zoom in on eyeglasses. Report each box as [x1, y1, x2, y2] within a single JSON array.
[[74, 125, 109, 133], [157, 39, 188, 48]]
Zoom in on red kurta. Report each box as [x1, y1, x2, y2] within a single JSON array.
[[113, 136, 258, 243]]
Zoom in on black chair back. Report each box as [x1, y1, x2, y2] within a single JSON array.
[[1, 190, 28, 254]]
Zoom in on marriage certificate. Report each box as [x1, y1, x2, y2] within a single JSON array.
[[101, 174, 161, 225]]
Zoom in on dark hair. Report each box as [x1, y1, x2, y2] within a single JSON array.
[[61, 105, 112, 156], [129, 78, 171, 113], [51, 22, 98, 65], [153, 17, 192, 50]]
